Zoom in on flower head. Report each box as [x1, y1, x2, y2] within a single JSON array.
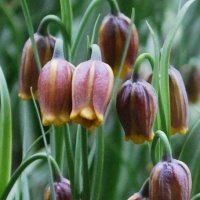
[[149, 158, 192, 200], [116, 76, 157, 144], [44, 178, 72, 200], [38, 58, 75, 126], [70, 60, 114, 129], [19, 33, 55, 100], [169, 66, 188, 135], [99, 12, 139, 79]]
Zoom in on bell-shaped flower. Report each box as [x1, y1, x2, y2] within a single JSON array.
[[70, 60, 114, 129], [19, 33, 55, 100], [116, 75, 157, 144], [149, 158, 192, 200], [44, 178, 72, 200], [99, 12, 139, 79], [38, 58, 75, 126], [169, 66, 188, 135]]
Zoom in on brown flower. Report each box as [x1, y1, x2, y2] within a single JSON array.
[[19, 33, 55, 100], [99, 12, 139, 79], [70, 60, 114, 129], [149, 159, 192, 200], [116, 77, 157, 144], [38, 58, 75, 126]]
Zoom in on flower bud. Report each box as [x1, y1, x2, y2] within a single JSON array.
[[38, 58, 75, 126], [70, 60, 114, 129], [44, 178, 72, 200], [149, 159, 192, 200], [99, 12, 139, 79], [116, 76, 158, 144], [169, 66, 188, 135], [19, 33, 56, 100]]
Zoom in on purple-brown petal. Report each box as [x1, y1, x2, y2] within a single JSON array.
[[38, 58, 74, 126], [19, 33, 55, 100]]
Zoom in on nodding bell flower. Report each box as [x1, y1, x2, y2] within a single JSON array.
[[44, 178, 72, 200], [116, 74, 158, 144], [169, 66, 188, 135], [70, 60, 114, 129], [19, 33, 56, 100], [38, 58, 75, 126], [99, 12, 139, 79], [149, 158, 192, 200], [147, 66, 188, 135]]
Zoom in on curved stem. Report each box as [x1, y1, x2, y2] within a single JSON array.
[[90, 44, 102, 61], [53, 39, 65, 59], [37, 14, 71, 61], [71, 0, 101, 61], [31, 89, 56, 200], [151, 130, 172, 165], [91, 126, 104, 200], [132, 53, 154, 82], [107, 0, 120, 14], [1, 153, 61, 200]]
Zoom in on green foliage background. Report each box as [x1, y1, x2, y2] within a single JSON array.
[[1, 0, 200, 199]]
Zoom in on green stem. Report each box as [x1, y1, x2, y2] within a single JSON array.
[[191, 194, 200, 200], [132, 53, 154, 82], [90, 126, 104, 200], [37, 14, 71, 61], [90, 44, 102, 61], [151, 130, 172, 165], [107, 0, 120, 14], [52, 126, 64, 170], [71, 0, 101, 61], [0, 153, 62, 200], [74, 125, 82, 200], [81, 126, 90, 200], [64, 125, 75, 199], [53, 39, 65, 59], [31, 89, 56, 200], [20, 0, 42, 71]]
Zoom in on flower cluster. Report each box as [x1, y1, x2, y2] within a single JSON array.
[[19, 35, 114, 129]]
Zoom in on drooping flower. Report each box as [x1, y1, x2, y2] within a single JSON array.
[[70, 60, 114, 129], [38, 58, 75, 126], [169, 66, 188, 135], [99, 12, 139, 79], [44, 178, 72, 200], [116, 75, 158, 144], [149, 158, 192, 200], [19, 33, 56, 100], [147, 65, 188, 135]]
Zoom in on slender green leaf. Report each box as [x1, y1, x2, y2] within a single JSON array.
[[74, 125, 82, 200], [0, 67, 12, 198], [160, 0, 196, 137]]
